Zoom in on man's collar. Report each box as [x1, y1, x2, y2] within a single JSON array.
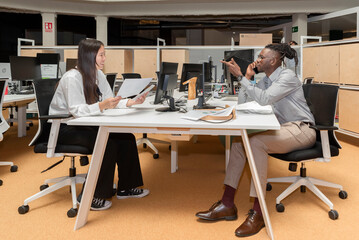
[[268, 66, 283, 82]]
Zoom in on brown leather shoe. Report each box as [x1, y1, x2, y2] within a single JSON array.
[[235, 209, 265, 237], [195, 200, 237, 221]]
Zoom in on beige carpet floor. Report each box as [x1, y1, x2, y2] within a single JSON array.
[[0, 119, 358, 240]]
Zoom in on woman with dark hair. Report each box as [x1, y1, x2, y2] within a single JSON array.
[[50, 38, 149, 211], [196, 43, 315, 237]]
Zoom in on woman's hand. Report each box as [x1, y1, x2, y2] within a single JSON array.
[[99, 96, 122, 111], [126, 92, 149, 107]]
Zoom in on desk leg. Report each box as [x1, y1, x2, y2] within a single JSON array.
[[17, 105, 26, 137], [170, 140, 178, 173], [240, 129, 274, 240], [74, 126, 109, 230], [225, 135, 230, 171]]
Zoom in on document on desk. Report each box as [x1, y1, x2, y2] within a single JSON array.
[[236, 101, 273, 114], [116, 78, 152, 98], [181, 105, 235, 121]]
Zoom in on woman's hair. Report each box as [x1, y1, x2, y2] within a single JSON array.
[[77, 38, 104, 104], [265, 43, 298, 73]]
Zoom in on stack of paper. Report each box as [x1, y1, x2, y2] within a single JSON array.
[[236, 101, 272, 114], [181, 105, 235, 121]]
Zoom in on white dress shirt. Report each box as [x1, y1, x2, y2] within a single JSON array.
[[49, 69, 128, 118]]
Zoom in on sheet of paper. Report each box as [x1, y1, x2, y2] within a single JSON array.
[[236, 101, 272, 114], [132, 84, 155, 101], [116, 78, 152, 98], [181, 105, 235, 121]]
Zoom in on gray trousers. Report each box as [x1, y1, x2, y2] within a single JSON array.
[[224, 121, 316, 198]]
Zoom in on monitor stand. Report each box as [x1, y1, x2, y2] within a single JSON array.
[[193, 95, 215, 110], [155, 96, 180, 112]]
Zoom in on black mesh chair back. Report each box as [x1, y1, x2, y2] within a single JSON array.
[[30, 78, 59, 147], [122, 73, 141, 79], [0, 79, 5, 125], [303, 84, 337, 128], [106, 73, 117, 91]]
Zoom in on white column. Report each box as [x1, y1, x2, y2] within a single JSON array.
[[292, 13, 307, 44], [283, 24, 292, 43], [41, 13, 57, 46], [96, 16, 108, 46]]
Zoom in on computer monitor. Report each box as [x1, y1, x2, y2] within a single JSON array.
[[223, 49, 254, 95], [154, 62, 178, 105], [179, 63, 203, 92], [193, 62, 215, 109], [37, 53, 60, 78], [66, 58, 77, 71], [0, 63, 11, 79], [9, 56, 41, 81]]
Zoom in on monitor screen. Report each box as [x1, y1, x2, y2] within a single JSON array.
[[154, 62, 178, 104], [66, 58, 77, 71], [9, 56, 41, 81], [223, 49, 254, 95], [179, 63, 203, 92]]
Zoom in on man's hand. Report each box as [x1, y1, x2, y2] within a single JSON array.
[[126, 92, 149, 107], [99, 96, 122, 111], [245, 62, 257, 80], [220, 58, 243, 78]]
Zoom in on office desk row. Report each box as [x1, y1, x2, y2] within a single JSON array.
[[3, 94, 36, 138], [68, 96, 280, 239]]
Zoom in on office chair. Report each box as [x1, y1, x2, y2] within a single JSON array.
[[18, 78, 90, 218], [122, 73, 169, 159], [267, 84, 347, 220], [0, 79, 18, 186], [303, 77, 314, 84], [106, 73, 117, 93]]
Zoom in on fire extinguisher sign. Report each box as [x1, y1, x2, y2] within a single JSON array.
[[45, 22, 53, 32]]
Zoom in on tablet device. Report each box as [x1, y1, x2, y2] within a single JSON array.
[[132, 84, 155, 101]]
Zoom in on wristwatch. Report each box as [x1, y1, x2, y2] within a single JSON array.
[[237, 75, 243, 81]]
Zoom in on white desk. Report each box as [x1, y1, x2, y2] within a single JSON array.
[[68, 99, 279, 239], [3, 94, 36, 137]]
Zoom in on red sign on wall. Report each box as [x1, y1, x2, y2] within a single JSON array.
[[44, 22, 53, 32]]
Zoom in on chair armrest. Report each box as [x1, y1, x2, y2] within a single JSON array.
[[39, 114, 72, 120], [310, 125, 338, 131]]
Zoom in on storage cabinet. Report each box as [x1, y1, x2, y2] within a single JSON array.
[[339, 89, 359, 134], [303, 42, 359, 137], [133, 50, 157, 78], [103, 49, 133, 76]]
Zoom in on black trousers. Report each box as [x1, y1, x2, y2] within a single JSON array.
[[57, 124, 144, 198]]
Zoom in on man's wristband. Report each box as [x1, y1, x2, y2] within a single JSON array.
[[237, 75, 243, 81]]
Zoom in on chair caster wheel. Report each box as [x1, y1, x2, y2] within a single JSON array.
[[67, 208, 78, 218], [18, 205, 29, 214], [40, 184, 49, 191], [339, 190, 348, 199], [112, 188, 117, 196], [10, 165, 18, 172], [143, 143, 147, 148], [276, 203, 285, 212], [29, 122, 34, 127], [329, 210, 339, 220], [0, 179, 3, 186], [153, 154, 159, 159], [266, 183, 272, 191], [26, 126, 30, 131]]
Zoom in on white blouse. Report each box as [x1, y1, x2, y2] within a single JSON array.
[[49, 69, 128, 118]]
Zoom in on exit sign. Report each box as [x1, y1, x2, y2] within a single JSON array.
[[292, 26, 298, 33]]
